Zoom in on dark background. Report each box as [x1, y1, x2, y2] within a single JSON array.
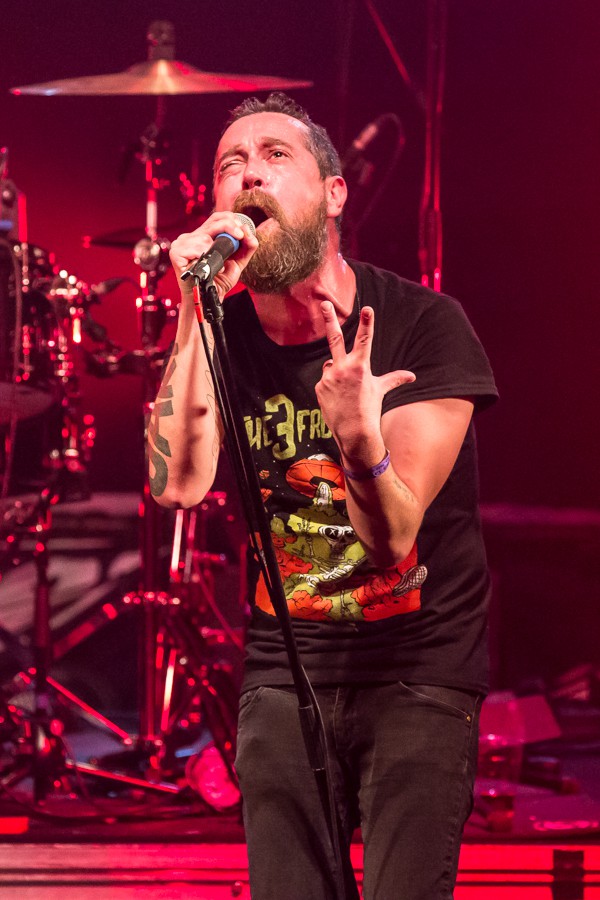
[[1, 1, 599, 686]]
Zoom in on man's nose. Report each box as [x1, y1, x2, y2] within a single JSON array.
[[242, 161, 265, 190]]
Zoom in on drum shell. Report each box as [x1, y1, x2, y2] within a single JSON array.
[[0, 241, 60, 423]]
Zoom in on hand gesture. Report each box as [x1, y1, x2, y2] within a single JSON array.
[[315, 301, 415, 460]]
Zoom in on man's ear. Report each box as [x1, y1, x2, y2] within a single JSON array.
[[326, 175, 347, 219]]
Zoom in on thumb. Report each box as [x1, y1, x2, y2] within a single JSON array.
[[378, 369, 416, 395]]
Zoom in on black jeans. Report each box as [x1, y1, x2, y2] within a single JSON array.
[[235, 681, 481, 900]]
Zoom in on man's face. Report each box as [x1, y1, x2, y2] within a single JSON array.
[[213, 112, 331, 292]]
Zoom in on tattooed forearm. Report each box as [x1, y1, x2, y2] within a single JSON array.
[[148, 344, 177, 497], [204, 368, 222, 462], [392, 475, 419, 507]]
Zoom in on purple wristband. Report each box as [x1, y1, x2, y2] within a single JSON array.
[[341, 449, 391, 482]]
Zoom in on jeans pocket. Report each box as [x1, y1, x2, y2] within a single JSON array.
[[398, 681, 481, 724]]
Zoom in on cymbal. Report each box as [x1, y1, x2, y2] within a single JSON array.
[[11, 59, 312, 96]]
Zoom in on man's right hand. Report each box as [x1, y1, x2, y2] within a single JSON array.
[[170, 211, 259, 300]]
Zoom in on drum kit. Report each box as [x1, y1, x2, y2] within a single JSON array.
[[0, 21, 311, 810]]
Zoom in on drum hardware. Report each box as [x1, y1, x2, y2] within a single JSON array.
[[0, 160, 40, 437], [28, 485, 245, 798], [83, 258, 242, 792], [0, 295, 123, 800], [0, 484, 128, 802], [0, 487, 69, 803], [0, 232, 59, 428], [72, 151, 243, 793], [0, 238, 95, 431], [110, 128, 240, 790], [78, 23, 228, 789], [34, 269, 100, 504], [20, 127, 236, 804], [167, 501, 243, 789], [0, 147, 24, 239], [5, 17, 309, 805], [0, 235, 67, 513], [0, 228, 142, 800], [95, 525, 242, 790], [0, 432, 185, 800], [0, 487, 243, 799]]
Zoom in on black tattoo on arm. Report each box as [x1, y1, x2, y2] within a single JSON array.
[[204, 368, 222, 463], [148, 344, 177, 497]]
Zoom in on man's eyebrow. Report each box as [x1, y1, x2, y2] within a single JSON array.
[[216, 144, 246, 170], [215, 137, 297, 172], [260, 137, 295, 152]]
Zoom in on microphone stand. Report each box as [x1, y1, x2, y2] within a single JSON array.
[[190, 275, 358, 900]]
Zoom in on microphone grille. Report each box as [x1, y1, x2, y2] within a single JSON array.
[[233, 212, 256, 237]]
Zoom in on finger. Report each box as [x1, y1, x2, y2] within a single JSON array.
[[170, 215, 258, 285], [320, 300, 347, 361], [352, 305, 375, 361], [377, 369, 416, 394], [205, 211, 253, 241], [171, 213, 257, 267], [208, 211, 260, 262]]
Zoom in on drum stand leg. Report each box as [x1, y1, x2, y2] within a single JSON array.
[[0, 489, 173, 800], [0, 493, 67, 800], [94, 493, 241, 795], [29, 520, 57, 803]]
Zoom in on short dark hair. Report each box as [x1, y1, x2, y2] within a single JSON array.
[[222, 92, 342, 180]]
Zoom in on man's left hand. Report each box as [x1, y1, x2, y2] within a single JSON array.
[[315, 301, 415, 463]]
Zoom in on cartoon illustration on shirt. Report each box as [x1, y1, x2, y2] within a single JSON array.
[[254, 454, 427, 622]]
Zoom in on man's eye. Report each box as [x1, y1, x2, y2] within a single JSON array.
[[220, 159, 241, 173]]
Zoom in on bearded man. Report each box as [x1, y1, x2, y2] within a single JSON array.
[[149, 93, 497, 900]]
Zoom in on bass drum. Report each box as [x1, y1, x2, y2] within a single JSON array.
[[0, 240, 59, 425]]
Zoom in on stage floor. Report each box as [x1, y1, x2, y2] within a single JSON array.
[[0, 840, 599, 898], [1, 760, 600, 899]]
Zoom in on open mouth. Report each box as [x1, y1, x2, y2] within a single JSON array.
[[240, 205, 273, 230]]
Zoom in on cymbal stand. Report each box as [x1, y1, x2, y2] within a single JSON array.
[[101, 114, 242, 787], [166, 499, 243, 786], [123, 113, 175, 770]]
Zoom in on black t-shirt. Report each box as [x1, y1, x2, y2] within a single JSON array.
[[221, 261, 498, 694]]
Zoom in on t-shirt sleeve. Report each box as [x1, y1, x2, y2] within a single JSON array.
[[381, 295, 498, 415]]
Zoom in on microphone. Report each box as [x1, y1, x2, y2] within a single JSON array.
[[342, 113, 405, 175], [90, 276, 129, 296], [342, 116, 387, 169], [181, 213, 256, 283]]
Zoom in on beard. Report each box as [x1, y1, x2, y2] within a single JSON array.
[[232, 188, 328, 293]]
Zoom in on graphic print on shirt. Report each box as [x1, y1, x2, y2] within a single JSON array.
[[250, 436, 428, 622]]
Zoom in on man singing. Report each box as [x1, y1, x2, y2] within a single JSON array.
[[149, 92, 497, 899]]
